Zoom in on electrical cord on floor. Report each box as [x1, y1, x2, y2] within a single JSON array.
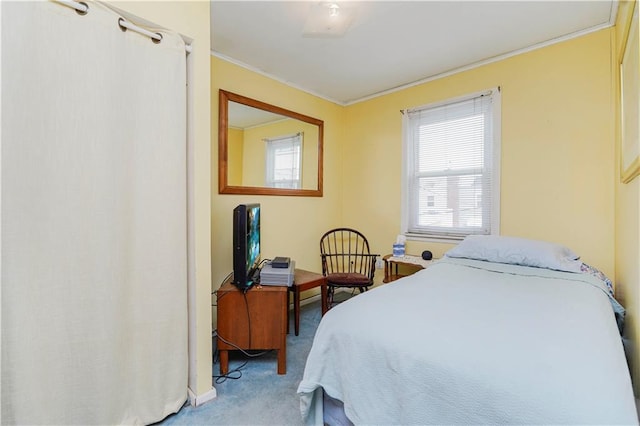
[[211, 329, 271, 383], [212, 332, 248, 384], [212, 352, 248, 384]]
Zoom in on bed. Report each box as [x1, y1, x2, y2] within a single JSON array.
[[297, 236, 638, 425]]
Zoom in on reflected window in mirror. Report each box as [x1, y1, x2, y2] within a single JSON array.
[[219, 90, 323, 197], [265, 133, 302, 189]]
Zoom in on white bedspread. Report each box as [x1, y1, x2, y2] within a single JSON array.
[[297, 257, 638, 425]]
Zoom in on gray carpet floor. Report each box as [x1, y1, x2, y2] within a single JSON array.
[[159, 299, 324, 425]]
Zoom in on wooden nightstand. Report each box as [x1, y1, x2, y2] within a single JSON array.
[[383, 254, 435, 283], [217, 281, 288, 375]]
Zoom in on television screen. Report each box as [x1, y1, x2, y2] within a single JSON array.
[[232, 203, 261, 291]]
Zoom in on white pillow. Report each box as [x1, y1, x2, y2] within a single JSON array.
[[445, 235, 583, 273]]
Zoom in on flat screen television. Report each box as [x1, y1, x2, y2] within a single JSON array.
[[232, 203, 261, 291]]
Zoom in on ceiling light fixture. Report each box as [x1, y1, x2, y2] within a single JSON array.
[[303, 1, 356, 38], [329, 3, 339, 17]]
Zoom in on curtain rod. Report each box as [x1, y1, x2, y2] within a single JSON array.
[[54, 0, 192, 54]]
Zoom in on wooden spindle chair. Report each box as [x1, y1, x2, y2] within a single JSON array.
[[320, 228, 379, 309]]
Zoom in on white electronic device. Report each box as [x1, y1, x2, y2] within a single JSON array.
[[260, 260, 295, 287]]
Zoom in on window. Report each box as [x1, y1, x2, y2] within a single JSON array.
[[265, 132, 302, 189], [402, 89, 500, 241]]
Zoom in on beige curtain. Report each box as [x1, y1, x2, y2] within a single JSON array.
[[1, 1, 188, 424]]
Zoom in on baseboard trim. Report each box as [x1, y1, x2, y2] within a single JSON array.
[[188, 386, 217, 407], [294, 288, 354, 310], [295, 292, 323, 309]]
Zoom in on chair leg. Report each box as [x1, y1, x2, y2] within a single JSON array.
[[327, 286, 334, 309]]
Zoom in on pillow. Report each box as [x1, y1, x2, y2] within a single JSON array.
[[445, 235, 583, 273]]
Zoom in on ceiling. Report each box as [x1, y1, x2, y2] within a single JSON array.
[[211, 1, 617, 105]]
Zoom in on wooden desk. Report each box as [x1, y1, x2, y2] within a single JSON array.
[[216, 281, 287, 375], [383, 254, 433, 283], [288, 269, 328, 336]]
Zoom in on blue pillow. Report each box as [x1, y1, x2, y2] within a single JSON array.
[[445, 235, 583, 273]]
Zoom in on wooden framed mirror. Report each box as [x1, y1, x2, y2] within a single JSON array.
[[218, 89, 324, 196]]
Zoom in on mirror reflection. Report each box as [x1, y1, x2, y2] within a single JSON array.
[[227, 102, 319, 189], [219, 90, 324, 196]]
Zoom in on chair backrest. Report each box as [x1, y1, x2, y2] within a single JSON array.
[[320, 228, 375, 278]]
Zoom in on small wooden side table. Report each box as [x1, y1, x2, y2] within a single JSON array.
[[383, 254, 434, 283], [288, 269, 328, 336], [217, 281, 288, 375]]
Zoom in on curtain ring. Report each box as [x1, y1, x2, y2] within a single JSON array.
[[75, 1, 88, 15], [118, 17, 127, 32], [152, 33, 163, 45]]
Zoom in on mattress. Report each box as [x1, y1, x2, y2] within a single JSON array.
[[297, 257, 638, 425]]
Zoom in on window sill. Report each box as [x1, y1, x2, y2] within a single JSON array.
[[404, 233, 465, 245]]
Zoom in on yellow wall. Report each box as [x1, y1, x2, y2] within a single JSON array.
[[345, 29, 616, 280], [110, 0, 213, 399], [211, 57, 345, 325], [615, 0, 640, 397]]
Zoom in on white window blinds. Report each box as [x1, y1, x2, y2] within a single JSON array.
[[265, 132, 302, 189], [403, 89, 500, 240]]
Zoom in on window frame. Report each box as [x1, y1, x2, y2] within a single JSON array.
[[401, 88, 501, 243], [264, 132, 303, 189]]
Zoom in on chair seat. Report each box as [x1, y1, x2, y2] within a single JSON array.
[[326, 272, 371, 287]]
